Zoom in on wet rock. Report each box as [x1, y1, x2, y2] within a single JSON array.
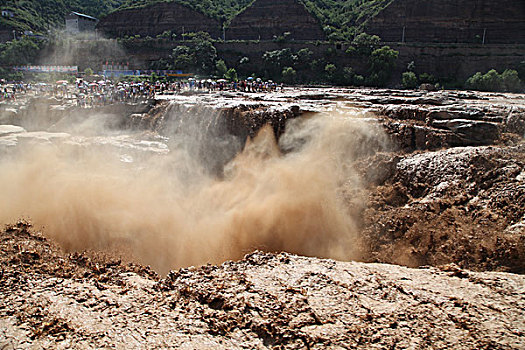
[[0, 108, 18, 125], [0, 125, 25, 137], [0, 87, 524, 348], [431, 119, 500, 145], [419, 83, 437, 91], [506, 112, 525, 136], [0, 227, 523, 349], [363, 144, 525, 273]]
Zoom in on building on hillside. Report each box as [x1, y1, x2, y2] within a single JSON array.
[[226, 0, 325, 41], [65, 12, 98, 34], [1, 10, 14, 18]]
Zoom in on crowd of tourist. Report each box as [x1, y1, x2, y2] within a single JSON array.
[[0, 76, 285, 106]]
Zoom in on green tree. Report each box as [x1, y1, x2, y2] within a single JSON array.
[[367, 46, 398, 87], [466, 72, 484, 90], [150, 72, 159, 82], [224, 68, 238, 81], [501, 69, 522, 92], [263, 49, 296, 68], [282, 67, 297, 84], [296, 48, 313, 68], [401, 71, 418, 89], [324, 63, 337, 80], [171, 32, 217, 74], [466, 70, 505, 91], [172, 45, 193, 71], [0, 37, 42, 66], [237, 56, 250, 75], [193, 37, 217, 73], [216, 59, 227, 77], [263, 48, 297, 79], [353, 74, 365, 86], [481, 69, 504, 91], [343, 66, 356, 85], [352, 33, 381, 56], [517, 61, 525, 81], [309, 58, 327, 82], [419, 73, 437, 84], [345, 46, 357, 56]]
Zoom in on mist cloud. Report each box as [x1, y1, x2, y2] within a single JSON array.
[[0, 106, 388, 274]]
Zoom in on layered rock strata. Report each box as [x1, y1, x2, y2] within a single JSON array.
[[226, 0, 325, 41], [365, 0, 525, 44], [97, 2, 221, 39]]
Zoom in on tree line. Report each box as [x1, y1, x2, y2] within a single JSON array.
[[1, 32, 523, 93]]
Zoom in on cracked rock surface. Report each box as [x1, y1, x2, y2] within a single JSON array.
[[1, 223, 524, 349], [1, 88, 524, 348]]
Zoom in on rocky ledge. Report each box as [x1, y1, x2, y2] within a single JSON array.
[[0, 223, 523, 349], [0, 88, 524, 348]]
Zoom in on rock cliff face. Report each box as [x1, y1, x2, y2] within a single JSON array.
[[0, 30, 11, 43], [0, 22, 15, 43], [226, 0, 325, 41], [365, 0, 525, 44], [97, 2, 221, 39]]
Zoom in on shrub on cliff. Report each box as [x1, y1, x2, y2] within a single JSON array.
[[466, 69, 523, 92], [224, 68, 238, 81], [282, 67, 297, 84], [216, 59, 227, 77], [402, 71, 418, 89], [351, 33, 381, 56], [501, 69, 522, 92], [366, 46, 399, 87], [272, 32, 291, 43]]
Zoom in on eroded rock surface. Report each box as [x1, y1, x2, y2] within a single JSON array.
[[359, 145, 525, 273], [97, 2, 221, 38], [1, 223, 523, 349], [1, 88, 524, 348]]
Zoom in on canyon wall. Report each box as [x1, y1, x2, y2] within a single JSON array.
[[97, 2, 221, 39], [225, 0, 325, 41], [365, 0, 525, 44], [116, 39, 524, 82]]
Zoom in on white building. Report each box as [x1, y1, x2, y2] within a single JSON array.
[[1, 10, 14, 18]]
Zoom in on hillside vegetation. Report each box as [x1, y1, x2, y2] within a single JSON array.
[[1, 0, 392, 40], [0, 0, 125, 33], [302, 0, 393, 40], [117, 0, 253, 24], [116, 0, 392, 39]]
